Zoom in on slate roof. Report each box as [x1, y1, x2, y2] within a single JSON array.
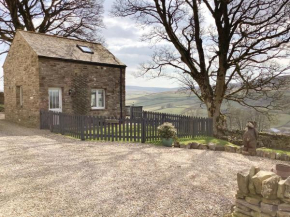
[[18, 31, 126, 67]]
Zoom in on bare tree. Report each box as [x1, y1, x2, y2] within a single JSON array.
[[112, 0, 290, 135], [226, 105, 274, 132], [0, 0, 104, 54]]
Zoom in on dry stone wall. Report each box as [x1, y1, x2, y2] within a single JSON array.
[[222, 130, 290, 151], [233, 166, 290, 217]]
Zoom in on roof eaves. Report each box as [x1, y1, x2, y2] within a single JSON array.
[[38, 55, 127, 68]]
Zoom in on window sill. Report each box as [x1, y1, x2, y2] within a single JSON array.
[[91, 107, 105, 110]]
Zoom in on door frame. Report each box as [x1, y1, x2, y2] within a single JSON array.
[[48, 87, 62, 112]]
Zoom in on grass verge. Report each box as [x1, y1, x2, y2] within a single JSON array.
[[149, 136, 238, 147], [179, 137, 238, 147]]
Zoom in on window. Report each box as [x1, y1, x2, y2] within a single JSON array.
[[16, 86, 23, 107], [91, 89, 105, 109], [77, 45, 94, 54]]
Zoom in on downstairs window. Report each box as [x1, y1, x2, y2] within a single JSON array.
[[91, 89, 105, 109]]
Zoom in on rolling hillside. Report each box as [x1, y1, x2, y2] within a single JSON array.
[[126, 85, 290, 131]]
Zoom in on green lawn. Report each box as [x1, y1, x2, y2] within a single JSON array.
[[0, 104, 4, 112], [179, 136, 238, 147], [149, 136, 238, 147]]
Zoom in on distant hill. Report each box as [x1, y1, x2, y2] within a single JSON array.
[[126, 85, 179, 93], [125, 83, 290, 132]]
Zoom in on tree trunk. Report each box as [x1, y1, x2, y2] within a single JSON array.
[[206, 100, 225, 137]]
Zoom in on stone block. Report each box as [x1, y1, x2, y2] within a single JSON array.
[[278, 179, 287, 199], [245, 196, 260, 205], [179, 143, 187, 149], [208, 143, 216, 150], [260, 202, 278, 216], [191, 142, 200, 149], [236, 147, 243, 154], [251, 211, 262, 217], [215, 145, 225, 151], [173, 142, 180, 148], [256, 150, 263, 157], [236, 191, 246, 199], [262, 198, 281, 205], [260, 213, 272, 217], [236, 199, 261, 212], [252, 171, 276, 194], [234, 207, 252, 216], [261, 175, 281, 199], [249, 167, 260, 195], [238, 171, 250, 194], [198, 144, 208, 150], [285, 185, 290, 198], [236, 203, 252, 212], [282, 198, 290, 204], [270, 152, 277, 160], [279, 203, 290, 212], [280, 154, 290, 161], [186, 143, 193, 149], [277, 211, 290, 217], [225, 146, 237, 153], [232, 211, 251, 217]]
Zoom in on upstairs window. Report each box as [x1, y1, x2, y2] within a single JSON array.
[[91, 89, 105, 109], [77, 45, 94, 54], [16, 86, 23, 107]]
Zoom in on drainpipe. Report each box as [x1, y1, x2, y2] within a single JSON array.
[[120, 68, 123, 119]]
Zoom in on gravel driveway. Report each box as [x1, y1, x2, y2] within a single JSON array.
[[0, 119, 288, 217]]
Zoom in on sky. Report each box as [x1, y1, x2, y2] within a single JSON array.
[[0, 0, 179, 92]]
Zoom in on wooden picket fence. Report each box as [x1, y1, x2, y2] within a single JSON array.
[[40, 110, 213, 142]]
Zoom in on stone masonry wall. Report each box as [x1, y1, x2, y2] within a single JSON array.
[[39, 58, 126, 118], [222, 130, 290, 151], [3, 32, 40, 127], [233, 166, 290, 217]]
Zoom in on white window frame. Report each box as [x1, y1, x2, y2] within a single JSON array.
[[19, 86, 23, 107], [16, 86, 23, 107], [91, 89, 105, 110], [48, 87, 62, 112]]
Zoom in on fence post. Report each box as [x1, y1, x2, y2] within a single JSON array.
[[60, 113, 64, 135], [81, 116, 85, 141], [162, 113, 165, 123], [141, 111, 147, 143], [40, 110, 43, 129]]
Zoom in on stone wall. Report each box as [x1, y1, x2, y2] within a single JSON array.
[[221, 130, 290, 151], [39, 58, 126, 118], [3, 32, 40, 127], [0, 92, 4, 104], [233, 166, 290, 217]]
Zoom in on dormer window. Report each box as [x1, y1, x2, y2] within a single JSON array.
[[77, 45, 94, 54]]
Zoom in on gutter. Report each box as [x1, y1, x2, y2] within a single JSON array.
[[120, 68, 123, 118], [38, 56, 127, 69]]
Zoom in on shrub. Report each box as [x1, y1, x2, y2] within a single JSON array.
[[157, 122, 177, 139]]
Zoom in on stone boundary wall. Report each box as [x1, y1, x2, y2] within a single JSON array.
[[174, 142, 290, 162], [220, 130, 290, 151], [232, 166, 290, 217]]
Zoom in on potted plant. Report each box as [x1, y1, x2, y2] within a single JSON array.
[[157, 122, 177, 147]]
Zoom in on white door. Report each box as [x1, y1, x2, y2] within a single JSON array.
[[49, 88, 62, 112]]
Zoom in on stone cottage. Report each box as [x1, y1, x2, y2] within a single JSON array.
[[4, 31, 126, 127]]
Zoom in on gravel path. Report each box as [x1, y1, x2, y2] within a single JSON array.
[[0, 120, 289, 217]]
